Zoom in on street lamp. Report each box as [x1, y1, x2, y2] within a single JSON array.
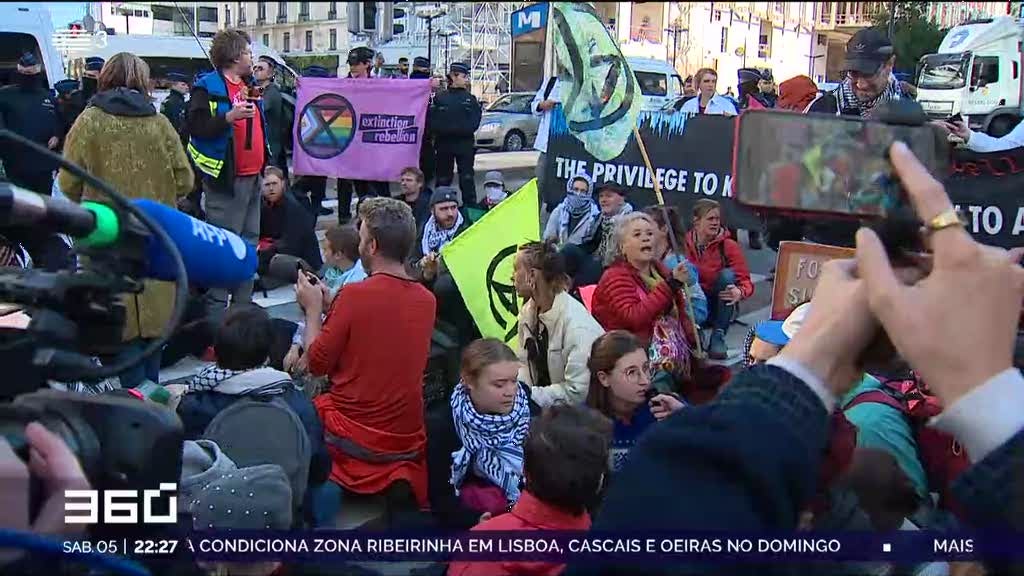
[[415, 3, 448, 73], [438, 28, 458, 73]]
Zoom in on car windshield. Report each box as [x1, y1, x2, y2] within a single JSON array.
[[487, 93, 532, 113], [918, 53, 970, 90]]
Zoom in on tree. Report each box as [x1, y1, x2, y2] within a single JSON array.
[[871, 1, 946, 72]]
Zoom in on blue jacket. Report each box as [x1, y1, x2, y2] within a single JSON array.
[[187, 71, 269, 186]]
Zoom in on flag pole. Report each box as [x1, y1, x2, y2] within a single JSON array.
[[631, 123, 705, 359]]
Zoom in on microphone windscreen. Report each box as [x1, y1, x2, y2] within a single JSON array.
[[133, 199, 257, 288]]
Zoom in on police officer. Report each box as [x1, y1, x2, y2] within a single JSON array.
[[410, 56, 437, 186], [332, 46, 384, 223], [160, 69, 191, 148], [53, 78, 81, 149], [0, 53, 61, 196], [78, 56, 104, 104], [432, 62, 482, 209]]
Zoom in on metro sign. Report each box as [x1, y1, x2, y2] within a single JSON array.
[[512, 3, 549, 38]]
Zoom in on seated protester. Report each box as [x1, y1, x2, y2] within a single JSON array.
[[592, 213, 699, 397], [565, 182, 634, 289], [399, 166, 432, 228], [586, 331, 685, 472], [513, 240, 604, 407], [482, 170, 508, 211], [448, 405, 612, 576], [296, 198, 436, 527], [320, 224, 364, 295], [682, 199, 754, 360], [544, 174, 600, 249], [644, 205, 708, 326], [410, 186, 471, 285], [427, 339, 538, 529], [258, 166, 322, 275], [176, 304, 330, 493]]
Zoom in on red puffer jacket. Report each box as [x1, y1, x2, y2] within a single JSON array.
[[683, 230, 754, 300], [591, 259, 698, 347], [447, 491, 589, 576]]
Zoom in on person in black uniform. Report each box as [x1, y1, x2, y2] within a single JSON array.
[[0, 53, 71, 271], [160, 70, 191, 148], [333, 47, 384, 223], [79, 57, 104, 103], [432, 62, 482, 209], [410, 56, 437, 186], [53, 78, 80, 150]]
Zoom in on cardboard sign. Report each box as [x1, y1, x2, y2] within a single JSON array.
[[770, 241, 856, 321]]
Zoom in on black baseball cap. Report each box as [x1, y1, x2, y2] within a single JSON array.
[[430, 186, 461, 207], [843, 28, 895, 75]]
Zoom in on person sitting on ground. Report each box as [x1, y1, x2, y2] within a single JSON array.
[[319, 224, 363, 295], [645, 205, 708, 326], [482, 170, 508, 212], [410, 186, 471, 285], [683, 199, 754, 360], [176, 305, 329, 489], [586, 331, 685, 473], [513, 240, 605, 407], [427, 339, 538, 530], [257, 166, 322, 280], [564, 182, 635, 289], [544, 173, 600, 249], [399, 166, 432, 228], [296, 197, 436, 528], [448, 405, 613, 576], [592, 212, 699, 396]]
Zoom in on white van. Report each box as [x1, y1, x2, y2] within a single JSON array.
[[627, 57, 684, 111], [0, 4, 66, 88]]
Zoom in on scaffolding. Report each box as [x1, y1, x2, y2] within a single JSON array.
[[451, 2, 524, 102]]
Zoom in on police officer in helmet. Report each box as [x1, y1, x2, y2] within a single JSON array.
[[431, 62, 482, 209]]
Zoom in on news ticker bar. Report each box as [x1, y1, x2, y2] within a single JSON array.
[[60, 531, 1022, 564]]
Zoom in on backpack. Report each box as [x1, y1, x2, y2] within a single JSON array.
[[841, 375, 971, 521], [203, 393, 311, 515]]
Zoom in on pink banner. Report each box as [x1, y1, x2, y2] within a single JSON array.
[[292, 78, 430, 182]]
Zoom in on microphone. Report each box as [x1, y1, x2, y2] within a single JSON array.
[[0, 182, 257, 288]]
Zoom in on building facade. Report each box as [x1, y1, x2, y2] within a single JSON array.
[[220, 2, 349, 74], [93, 2, 220, 37]]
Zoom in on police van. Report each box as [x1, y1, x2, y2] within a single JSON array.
[[627, 57, 685, 111], [0, 4, 66, 88]]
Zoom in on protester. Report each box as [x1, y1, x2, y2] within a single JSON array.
[[809, 28, 907, 117], [160, 69, 191, 148], [758, 70, 778, 108], [683, 199, 754, 360], [737, 68, 769, 110], [543, 173, 600, 247], [176, 305, 329, 498], [320, 224, 365, 295], [0, 53, 61, 196], [682, 74, 696, 98], [411, 186, 471, 284], [427, 339, 537, 529], [531, 75, 562, 205], [297, 197, 435, 527], [563, 181, 633, 289], [448, 405, 613, 576], [399, 166, 432, 227], [482, 170, 508, 211], [336, 46, 384, 223], [411, 56, 437, 185], [678, 67, 737, 115], [254, 56, 290, 178], [644, 205, 708, 326], [258, 166, 322, 275], [397, 57, 410, 78], [586, 331, 685, 472], [433, 62, 483, 210], [778, 75, 819, 113], [514, 240, 605, 407], [296, 65, 333, 218], [59, 52, 193, 387], [592, 212, 699, 395], [371, 51, 389, 78], [188, 28, 269, 314], [567, 141, 1024, 575]]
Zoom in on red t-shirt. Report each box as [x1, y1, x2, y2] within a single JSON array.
[[225, 76, 265, 176]]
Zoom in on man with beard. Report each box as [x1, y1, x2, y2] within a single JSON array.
[[397, 57, 410, 79], [410, 186, 471, 284], [809, 29, 906, 117], [398, 166, 431, 228]]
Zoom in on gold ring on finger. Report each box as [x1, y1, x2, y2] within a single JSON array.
[[924, 209, 965, 233]]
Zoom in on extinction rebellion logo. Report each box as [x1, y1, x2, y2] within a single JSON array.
[[299, 93, 419, 160]]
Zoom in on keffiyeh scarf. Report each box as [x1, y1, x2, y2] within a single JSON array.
[[837, 74, 904, 118], [421, 211, 464, 255], [187, 365, 289, 396], [449, 381, 531, 504]]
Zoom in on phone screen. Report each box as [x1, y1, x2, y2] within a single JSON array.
[[733, 110, 946, 217]]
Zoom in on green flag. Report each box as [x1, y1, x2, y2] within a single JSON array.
[[551, 2, 642, 162]]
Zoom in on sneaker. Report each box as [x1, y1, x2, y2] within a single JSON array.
[[708, 329, 728, 360]]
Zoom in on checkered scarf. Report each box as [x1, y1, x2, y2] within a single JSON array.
[[449, 381, 531, 504], [837, 74, 904, 118], [421, 211, 464, 256]]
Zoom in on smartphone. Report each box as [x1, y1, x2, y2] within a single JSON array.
[[296, 261, 318, 285], [732, 110, 947, 218]]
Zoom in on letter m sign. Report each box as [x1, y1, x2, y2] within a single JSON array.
[[511, 3, 548, 38]]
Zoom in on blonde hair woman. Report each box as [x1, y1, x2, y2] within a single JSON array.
[[59, 52, 194, 387]]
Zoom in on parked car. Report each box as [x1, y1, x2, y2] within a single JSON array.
[[475, 92, 539, 152]]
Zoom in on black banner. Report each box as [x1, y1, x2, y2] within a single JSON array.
[[544, 109, 1024, 248]]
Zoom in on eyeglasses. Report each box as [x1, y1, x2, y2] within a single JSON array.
[[845, 66, 884, 83], [617, 363, 651, 384]]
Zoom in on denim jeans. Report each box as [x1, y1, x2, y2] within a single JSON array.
[[310, 480, 345, 528], [116, 339, 161, 388], [707, 268, 737, 333]]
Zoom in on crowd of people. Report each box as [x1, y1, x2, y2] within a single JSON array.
[[0, 23, 1022, 576]]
